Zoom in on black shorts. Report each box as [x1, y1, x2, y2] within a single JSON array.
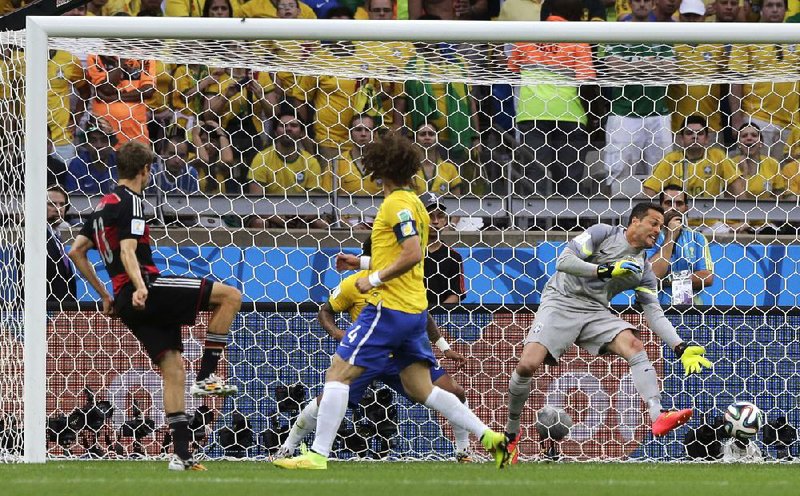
[[115, 275, 214, 362]]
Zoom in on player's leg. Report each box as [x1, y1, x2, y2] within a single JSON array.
[[274, 395, 321, 459], [274, 304, 389, 469], [194, 282, 242, 392], [430, 369, 474, 462], [125, 317, 206, 472], [399, 362, 510, 468], [160, 349, 205, 471], [276, 368, 380, 459], [604, 329, 692, 436], [505, 304, 579, 462]]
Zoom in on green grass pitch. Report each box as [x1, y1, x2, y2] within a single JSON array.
[[2, 461, 798, 496]]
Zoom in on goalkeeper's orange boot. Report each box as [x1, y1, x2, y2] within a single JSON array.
[[505, 432, 520, 465], [652, 408, 693, 436]]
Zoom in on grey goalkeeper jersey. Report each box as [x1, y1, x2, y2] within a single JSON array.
[[542, 224, 683, 349]]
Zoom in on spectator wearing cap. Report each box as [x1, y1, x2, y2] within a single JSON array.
[[65, 118, 119, 194], [422, 193, 466, 308]]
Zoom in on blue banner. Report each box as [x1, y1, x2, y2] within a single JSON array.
[[50, 242, 800, 307]]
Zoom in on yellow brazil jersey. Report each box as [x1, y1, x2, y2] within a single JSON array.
[[729, 44, 800, 128], [248, 146, 326, 195], [781, 161, 800, 195], [239, 0, 316, 18], [669, 44, 728, 132], [287, 46, 381, 149], [413, 159, 463, 195], [732, 154, 786, 198], [48, 51, 85, 147], [0, 47, 24, 101], [103, 0, 140, 15], [145, 60, 174, 113], [643, 148, 741, 198], [328, 270, 370, 323], [336, 151, 383, 195], [369, 189, 429, 313]]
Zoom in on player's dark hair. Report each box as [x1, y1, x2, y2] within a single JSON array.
[[659, 184, 690, 205], [362, 130, 421, 187], [117, 141, 155, 180], [628, 202, 664, 225]]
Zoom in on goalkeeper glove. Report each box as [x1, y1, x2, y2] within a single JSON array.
[[597, 260, 642, 280], [675, 343, 712, 376]]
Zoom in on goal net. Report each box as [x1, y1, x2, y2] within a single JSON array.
[[2, 17, 800, 463]]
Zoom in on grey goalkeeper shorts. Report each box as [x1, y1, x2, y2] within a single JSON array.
[[524, 301, 636, 365]]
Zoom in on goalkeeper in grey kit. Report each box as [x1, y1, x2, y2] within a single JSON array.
[[504, 202, 712, 461]]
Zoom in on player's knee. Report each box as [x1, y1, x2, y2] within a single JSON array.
[[628, 336, 645, 354]]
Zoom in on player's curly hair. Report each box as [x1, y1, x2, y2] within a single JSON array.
[[362, 130, 421, 187]]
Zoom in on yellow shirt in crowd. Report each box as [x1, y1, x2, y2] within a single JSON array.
[[248, 146, 325, 195], [414, 159, 462, 195], [48, 51, 85, 147], [643, 148, 741, 198]]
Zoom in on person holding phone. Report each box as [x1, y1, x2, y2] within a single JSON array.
[[646, 185, 715, 305]]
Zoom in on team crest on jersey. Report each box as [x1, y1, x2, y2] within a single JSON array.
[[704, 166, 712, 175], [439, 184, 447, 192], [397, 209, 413, 222], [531, 322, 543, 335], [296, 172, 305, 183], [131, 218, 145, 236]]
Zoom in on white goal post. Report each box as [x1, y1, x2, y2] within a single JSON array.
[[19, 16, 800, 463]]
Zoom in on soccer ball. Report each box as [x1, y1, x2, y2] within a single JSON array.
[[534, 406, 573, 441], [723, 401, 765, 441]]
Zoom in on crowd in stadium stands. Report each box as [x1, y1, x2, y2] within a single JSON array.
[[4, 0, 800, 231]]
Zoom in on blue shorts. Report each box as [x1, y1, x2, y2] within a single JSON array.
[[336, 303, 436, 372], [347, 361, 448, 408]]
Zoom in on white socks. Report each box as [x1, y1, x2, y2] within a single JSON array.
[[452, 399, 471, 453], [424, 386, 487, 438], [282, 399, 319, 453], [310, 382, 349, 457]]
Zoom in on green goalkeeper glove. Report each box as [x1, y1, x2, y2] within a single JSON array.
[[675, 343, 712, 376], [597, 260, 642, 280]]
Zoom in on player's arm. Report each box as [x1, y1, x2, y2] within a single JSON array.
[[426, 313, 466, 364], [68, 234, 114, 316], [318, 301, 345, 341], [357, 235, 422, 292], [119, 239, 148, 309], [636, 268, 712, 376], [691, 234, 714, 290], [557, 224, 641, 279]]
